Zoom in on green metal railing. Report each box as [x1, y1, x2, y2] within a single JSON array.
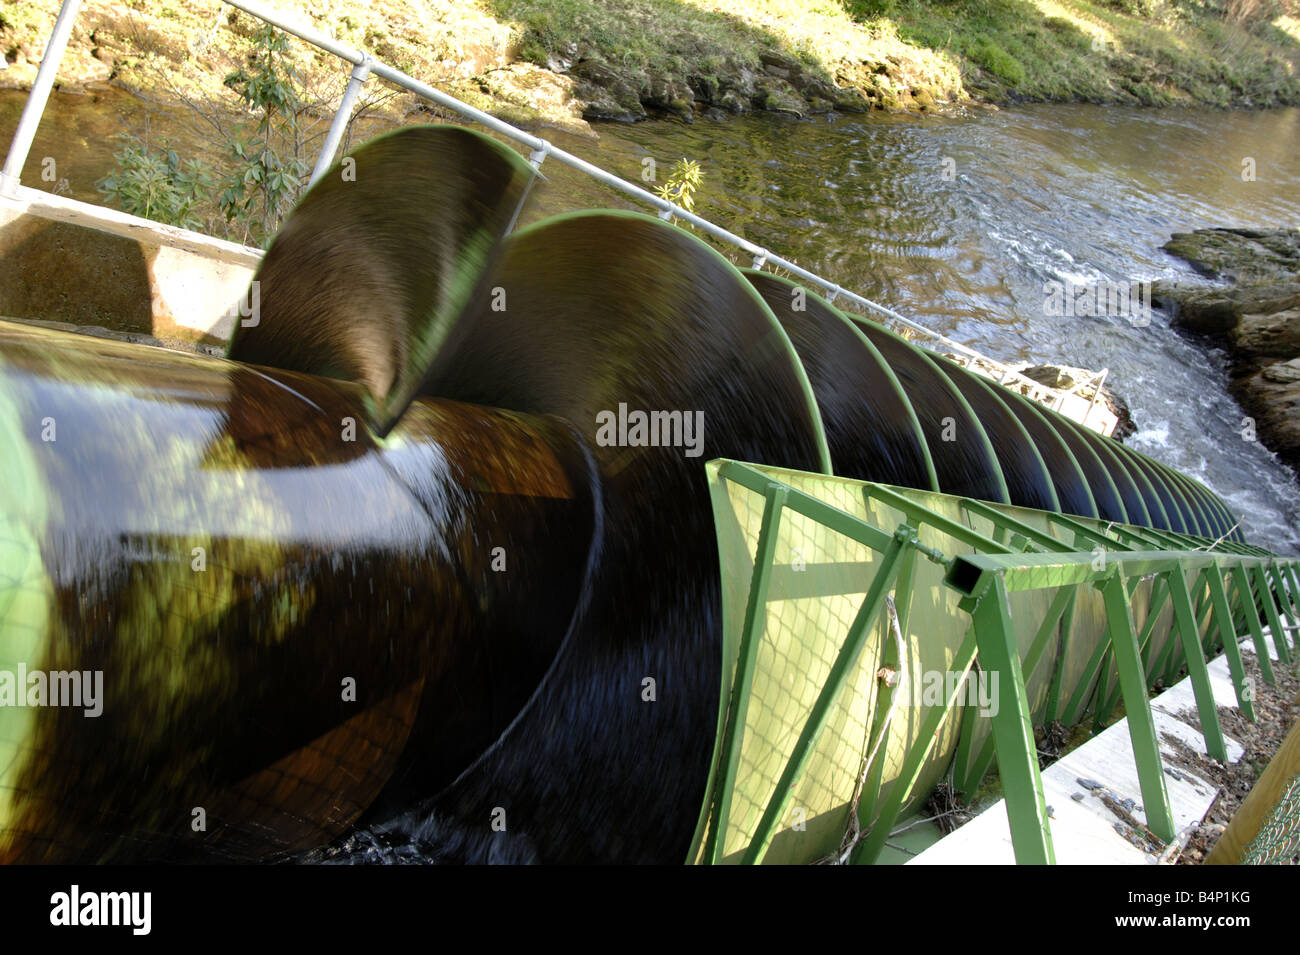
[[690, 459, 1299, 865]]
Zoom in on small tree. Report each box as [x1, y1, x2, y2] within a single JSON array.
[[655, 158, 704, 218], [97, 21, 399, 245], [218, 25, 310, 246]]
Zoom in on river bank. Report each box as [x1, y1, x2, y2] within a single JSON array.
[[1155, 228, 1300, 478], [2, 0, 1299, 131]]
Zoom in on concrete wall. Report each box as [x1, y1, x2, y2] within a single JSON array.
[[0, 186, 257, 346]]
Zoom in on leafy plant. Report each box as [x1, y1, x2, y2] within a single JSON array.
[[96, 136, 215, 231], [218, 25, 309, 246], [95, 25, 311, 245], [655, 158, 704, 216]]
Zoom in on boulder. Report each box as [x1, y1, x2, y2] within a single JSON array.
[[569, 57, 647, 122], [1163, 228, 1300, 284], [757, 85, 806, 116], [1151, 279, 1300, 335], [642, 74, 695, 120], [475, 64, 586, 127], [1236, 365, 1300, 468], [0, 61, 37, 91], [59, 51, 112, 87], [717, 67, 760, 103], [758, 49, 802, 72], [1261, 358, 1300, 384], [1233, 308, 1300, 360], [718, 89, 750, 113]]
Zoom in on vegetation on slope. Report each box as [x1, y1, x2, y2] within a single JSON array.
[[1, 0, 1297, 128]]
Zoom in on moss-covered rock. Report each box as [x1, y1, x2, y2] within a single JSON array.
[[570, 57, 647, 121], [1163, 229, 1300, 284], [757, 86, 806, 115]]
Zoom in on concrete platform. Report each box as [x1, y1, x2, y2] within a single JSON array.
[[908, 622, 1293, 865]]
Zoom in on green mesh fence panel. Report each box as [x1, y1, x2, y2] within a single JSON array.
[[691, 459, 1300, 865], [1242, 773, 1300, 865]]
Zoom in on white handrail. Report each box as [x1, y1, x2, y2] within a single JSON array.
[[0, 0, 83, 196]]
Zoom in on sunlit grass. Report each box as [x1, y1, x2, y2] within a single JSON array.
[[1274, 13, 1300, 42], [849, 0, 1300, 105], [494, 0, 965, 96], [1031, 0, 1116, 52]]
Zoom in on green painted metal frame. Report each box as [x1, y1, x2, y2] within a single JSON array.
[[693, 459, 1300, 865]]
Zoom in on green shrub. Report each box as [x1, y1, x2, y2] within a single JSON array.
[[969, 37, 1027, 86], [96, 137, 215, 231], [96, 24, 309, 246]]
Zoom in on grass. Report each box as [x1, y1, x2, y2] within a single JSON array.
[[493, 0, 963, 85], [845, 0, 1300, 106]]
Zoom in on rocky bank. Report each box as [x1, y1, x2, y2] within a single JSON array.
[[3, 0, 1299, 134], [1154, 228, 1300, 474], [0, 1, 963, 136]]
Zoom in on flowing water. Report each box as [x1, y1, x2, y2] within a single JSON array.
[[531, 104, 1300, 554], [5, 90, 1300, 551]]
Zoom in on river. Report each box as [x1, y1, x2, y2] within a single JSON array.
[[5, 90, 1300, 551]]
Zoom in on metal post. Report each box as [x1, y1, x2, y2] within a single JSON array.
[[1276, 564, 1300, 652], [1252, 565, 1291, 665], [1275, 564, 1300, 630], [968, 575, 1056, 864], [1282, 564, 1300, 624], [308, 56, 373, 187], [1229, 564, 1275, 684], [1044, 591, 1076, 723], [1101, 576, 1170, 719], [1093, 574, 1139, 731], [1205, 568, 1255, 721], [1100, 571, 1175, 843], [706, 482, 786, 863], [953, 585, 1074, 797], [1166, 569, 1228, 763], [1145, 578, 1187, 680], [1, 0, 83, 196]]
